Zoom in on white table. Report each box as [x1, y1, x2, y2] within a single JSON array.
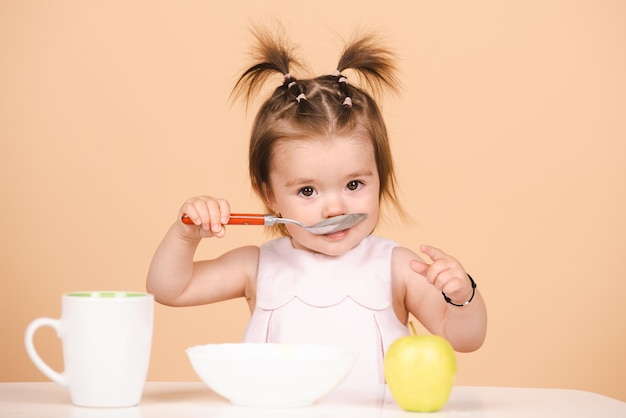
[[0, 382, 624, 417]]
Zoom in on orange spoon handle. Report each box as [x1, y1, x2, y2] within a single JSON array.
[[181, 213, 266, 226]]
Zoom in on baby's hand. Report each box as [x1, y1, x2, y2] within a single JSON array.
[[410, 245, 473, 305], [177, 196, 231, 238]]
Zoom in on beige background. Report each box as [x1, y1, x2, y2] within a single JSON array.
[[1, 0, 625, 402]]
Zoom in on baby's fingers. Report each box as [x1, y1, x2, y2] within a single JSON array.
[[207, 199, 231, 234], [410, 259, 452, 289], [180, 197, 230, 233], [409, 260, 428, 276], [420, 244, 449, 262], [180, 200, 208, 229]]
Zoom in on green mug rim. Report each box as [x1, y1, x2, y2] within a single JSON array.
[[65, 291, 151, 298]]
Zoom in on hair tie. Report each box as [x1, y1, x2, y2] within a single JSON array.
[[288, 81, 296, 88], [296, 93, 307, 103], [334, 71, 351, 106], [284, 72, 292, 81]]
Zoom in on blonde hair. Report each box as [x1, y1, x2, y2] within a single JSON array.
[[232, 28, 404, 235]]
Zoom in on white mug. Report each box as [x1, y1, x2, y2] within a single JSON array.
[[25, 291, 154, 408]]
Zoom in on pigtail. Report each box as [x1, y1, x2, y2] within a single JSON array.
[[335, 33, 399, 98], [231, 28, 306, 108]]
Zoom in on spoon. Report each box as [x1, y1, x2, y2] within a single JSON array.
[[181, 213, 367, 235]]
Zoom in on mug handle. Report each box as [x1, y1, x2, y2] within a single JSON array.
[[24, 317, 67, 387]]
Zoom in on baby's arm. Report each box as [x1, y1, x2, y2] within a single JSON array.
[[392, 246, 487, 352], [146, 196, 259, 307]]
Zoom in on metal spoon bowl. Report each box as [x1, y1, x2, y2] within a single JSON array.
[[266, 213, 368, 234]]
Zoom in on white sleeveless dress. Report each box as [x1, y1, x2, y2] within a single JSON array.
[[243, 235, 409, 386]]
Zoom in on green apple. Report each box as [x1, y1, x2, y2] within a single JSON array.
[[384, 326, 457, 412]]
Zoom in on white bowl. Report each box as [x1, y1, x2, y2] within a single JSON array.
[[186, 343, 356, 408]]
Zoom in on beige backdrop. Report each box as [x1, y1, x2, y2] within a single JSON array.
[[1, 0, 625, 402]]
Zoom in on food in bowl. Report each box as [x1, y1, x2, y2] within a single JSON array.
[[186, 342, 356, 408]]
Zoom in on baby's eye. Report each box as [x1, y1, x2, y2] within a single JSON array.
[[298, 186, 316, 197], [346, 180, 363, 191]]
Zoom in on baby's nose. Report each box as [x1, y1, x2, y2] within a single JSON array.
[[321, 196, 348, 219]]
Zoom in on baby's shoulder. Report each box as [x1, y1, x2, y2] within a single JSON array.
[[225, 245, 261, 273], [390, 244, 423, 275], [390, 244, 420, 259]]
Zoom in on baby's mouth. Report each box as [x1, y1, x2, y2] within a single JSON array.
[[323, 228, 351, 239]]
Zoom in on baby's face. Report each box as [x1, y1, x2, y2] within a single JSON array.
[[267, 134, 380, 256]]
